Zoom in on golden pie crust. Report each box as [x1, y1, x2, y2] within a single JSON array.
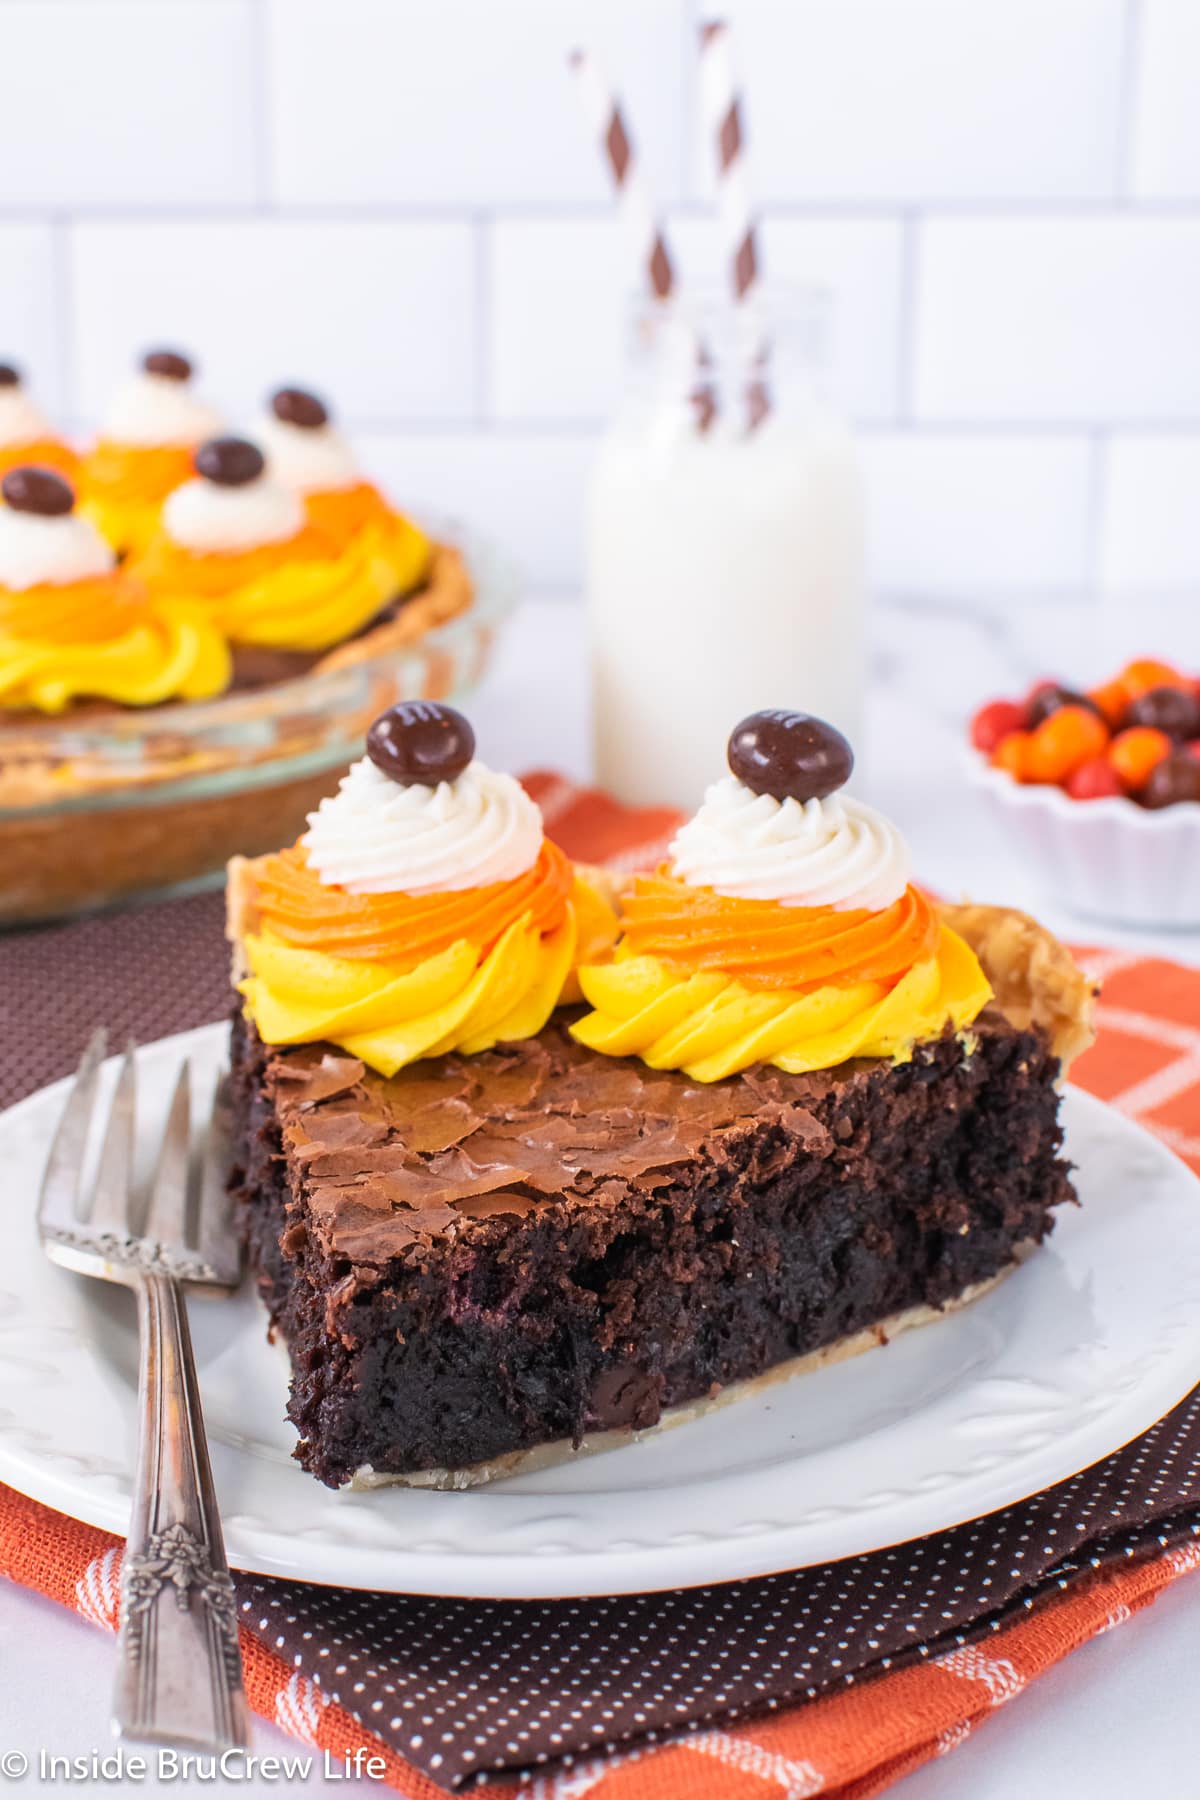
[[939, 900, 1097, 1072]]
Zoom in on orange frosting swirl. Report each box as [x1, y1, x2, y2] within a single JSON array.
[[0, 440, 80, 484], [619, 872, 939, 993], [126, 523, 339, 596], [303, 481, 391, 549], [82, 441, 197, 506], [0, 575, 136, 644], [251, 837, 574, 965]]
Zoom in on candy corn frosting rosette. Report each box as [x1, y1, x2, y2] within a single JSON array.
[[128, 435, 424, 659], [573, 711, 994, 1083], [254, 385, 432, 598], [0, 363, 79, 484], [0, 464, 230, 714], [230, 702, 619, 1076], [79, 349, 224, 556]]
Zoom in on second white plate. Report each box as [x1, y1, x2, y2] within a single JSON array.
[[1, 1023, 1199, 1598]]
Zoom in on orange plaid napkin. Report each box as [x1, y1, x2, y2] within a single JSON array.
[[1, 769, 1199, 1798]]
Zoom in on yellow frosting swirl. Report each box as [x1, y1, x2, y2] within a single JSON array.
[[81, 492, 171, 561], [241, 906, 578, 1077], [0, 587, 231, 713], [572, 925, 992, 1083], [152, 511, 433, 654]]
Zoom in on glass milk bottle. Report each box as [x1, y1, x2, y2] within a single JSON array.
[[587, 288, 865, 811]]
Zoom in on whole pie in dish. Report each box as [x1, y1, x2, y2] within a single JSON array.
[[0, 364, 484, 922], [226, 704, 1096, 1490]]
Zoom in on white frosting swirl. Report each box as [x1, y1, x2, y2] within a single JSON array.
[[302, 756, 544, 896], [0, 384, 54, 449], [162, 475, 305, 553], [255, 416, 360, 494], [669, 775, 911, 913], [0, 508, 114, 591], [103, 373, 223, 448]]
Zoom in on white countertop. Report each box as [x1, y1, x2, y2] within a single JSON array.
[[3, 598, 1198, 1798]]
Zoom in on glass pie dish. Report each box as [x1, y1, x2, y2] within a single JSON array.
[[0, 526, 518, 925]]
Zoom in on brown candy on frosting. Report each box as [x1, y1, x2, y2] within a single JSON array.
[[1, 466, 75, 517], [271, 386, 329, 430], [727, 709, 854, 803], [194, 435, 265, 488], [0, 363, 20, 389], [366, 701, 476, 787], [142, 348, 193, 382]]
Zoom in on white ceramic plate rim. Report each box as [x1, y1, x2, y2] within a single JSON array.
[[1, 1023, 1199, 1599]]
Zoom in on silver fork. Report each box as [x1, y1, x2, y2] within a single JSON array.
[[38, 1029, 249, 1754]]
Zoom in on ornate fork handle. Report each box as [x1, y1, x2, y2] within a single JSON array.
[[114, 1270, 249, 1752]]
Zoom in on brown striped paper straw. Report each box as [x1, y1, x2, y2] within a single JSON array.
[[569, 48, 716, 429], [699, 20, 770, 429]]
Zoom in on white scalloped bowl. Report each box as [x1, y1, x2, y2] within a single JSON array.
[[966, 753, 1200, 929]]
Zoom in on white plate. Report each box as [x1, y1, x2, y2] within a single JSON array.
[[2, 1023, 1199, 1599]]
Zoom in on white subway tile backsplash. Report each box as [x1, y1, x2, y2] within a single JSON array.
[[267, 0, 686, 209], [860, 433, 1093, 597], [913, 218, 1200, 423], [0, 228, 63, 413], [687, 0, 1124, 203], [1099, 435, 1200, 587], [357, 432, 596, 592], [488, 215, 902, 423], [0, 2, 257, 210], [68, 221, 477, 426], [0, 0, 1194, 615], [1131, 1, 1200, 199]]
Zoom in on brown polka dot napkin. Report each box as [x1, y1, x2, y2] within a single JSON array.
[[229, 1393, 1200, 1787]]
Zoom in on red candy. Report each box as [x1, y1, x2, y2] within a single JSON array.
[[970, 699, 1027, 753], [1065, 758, 1125, 801]]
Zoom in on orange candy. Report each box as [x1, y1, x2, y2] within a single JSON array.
[[1108, 727, 1171, 790], [1120, 658, 1188, 700], [991, 730, 1033, 781], [1088, 677, 1133, 727], [1023, 705, 1109, 784]]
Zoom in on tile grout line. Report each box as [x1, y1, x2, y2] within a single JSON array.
[[49, 214, 76, 417], [247, 0, 277, 213], [1115, 0, 1146, 197], [894, 210, 920, 425], [1083, 429, 1110, 594], [474, 215, 491, 425], [6, 201, 1200, 228]]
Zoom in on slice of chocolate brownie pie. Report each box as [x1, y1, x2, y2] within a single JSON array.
[[227, 706, 1094, 1489]]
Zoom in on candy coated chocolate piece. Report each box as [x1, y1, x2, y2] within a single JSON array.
[[727, 710, 854, 803], [142, 348, 193, 382], [1, 465, 74, 516], [1140, 750, 1200, 809], [366, 701, 476, 787], [0, 363, 20, 388], [1026, 683, 1102, 729], [194, 436, 265, 488], [271, 386, 329, 429], [1125, 684, 1200, 742]]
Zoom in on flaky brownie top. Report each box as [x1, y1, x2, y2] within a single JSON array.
[[262, 1018, 870, 1265]]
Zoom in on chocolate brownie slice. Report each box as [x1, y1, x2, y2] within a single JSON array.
[[228, 1008, 1075, 1490]]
